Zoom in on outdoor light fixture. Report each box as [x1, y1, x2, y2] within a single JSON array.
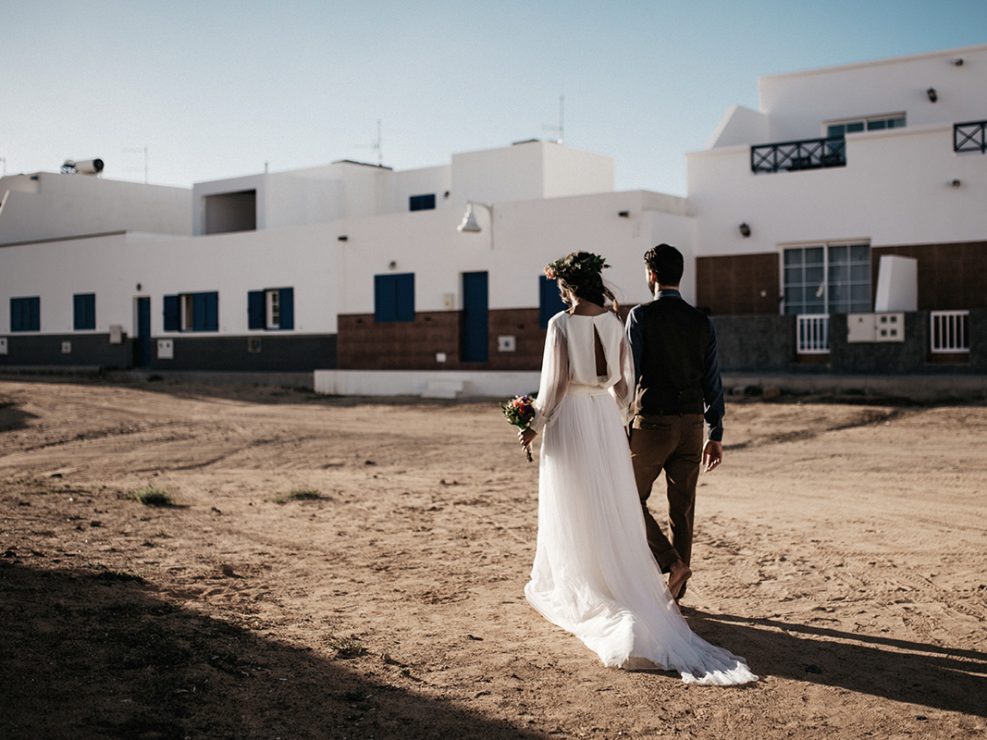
[[337, 235, 348, 242], [136, 283, 142, 291], [388, 260, 397, 270], [952, 58, 964, 66], [927, 87, 938, 103], [457, 201, 494, 249], [951, 179, 962, 188], [618, 210, 630, 218], [739, 222, 751, 238]]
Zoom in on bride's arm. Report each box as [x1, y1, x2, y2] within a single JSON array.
[[609, 331, 636, 424], [530, 317, 569, 434]]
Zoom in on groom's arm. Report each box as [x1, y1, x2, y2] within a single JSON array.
[[625, 305, 644, 385], [702, 318, 725, 443]]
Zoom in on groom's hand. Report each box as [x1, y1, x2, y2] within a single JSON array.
[[702, 440, 723, 472]]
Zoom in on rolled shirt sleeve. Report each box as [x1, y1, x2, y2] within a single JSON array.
[[702, 317, 725, 442]]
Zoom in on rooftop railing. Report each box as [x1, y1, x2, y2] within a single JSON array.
[[751, 136, 846, 174], [954, 120, 987, 153]]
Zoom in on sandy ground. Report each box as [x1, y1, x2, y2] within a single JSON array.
[[0, 377, 985, 739]]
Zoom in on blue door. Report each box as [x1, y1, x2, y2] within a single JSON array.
[[461, 271, 488, 362], [136, 297, 151, 367]]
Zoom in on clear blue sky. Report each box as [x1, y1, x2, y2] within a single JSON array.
[[2, 1, 985, 195]]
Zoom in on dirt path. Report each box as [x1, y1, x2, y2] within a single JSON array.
[[1, 378, 985, 738]]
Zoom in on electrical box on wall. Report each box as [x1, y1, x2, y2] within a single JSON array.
[[875, 313, 905, 342], [61, 341, 72, 354], [0, 338, 8, 355], [847, 314, 875, 342], [109, 325, 123, 344], [247, 337, 262, 353], [157, 339, 174, 359], [847, 313, 905, 343], [497, 335, 516, 352], [442, 293, 456, 309]]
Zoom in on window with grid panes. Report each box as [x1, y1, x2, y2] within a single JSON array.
[[783, 244, 870, 315]]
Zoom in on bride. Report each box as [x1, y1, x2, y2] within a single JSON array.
[[518, 251, 756, 686]]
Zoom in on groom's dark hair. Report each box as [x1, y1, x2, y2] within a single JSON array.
[[644, 243, 684, 285]]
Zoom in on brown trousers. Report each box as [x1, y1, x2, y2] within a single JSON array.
[[629, 413, 704, 573]]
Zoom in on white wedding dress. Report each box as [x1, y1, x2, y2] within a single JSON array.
[[525, 310, 757, 685]]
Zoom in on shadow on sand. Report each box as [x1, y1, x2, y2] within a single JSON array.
[[0, 561, 535, 739], [686, 608, 987, 717], [0, 400, 38, 433]]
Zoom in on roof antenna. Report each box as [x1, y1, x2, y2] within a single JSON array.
[[356, 119, 384, 166], [543, 95, 565, 144]]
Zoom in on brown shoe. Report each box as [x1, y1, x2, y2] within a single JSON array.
[[668, 562, 692, 601]]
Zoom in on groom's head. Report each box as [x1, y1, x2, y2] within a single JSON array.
[[644, 243, 684, 292]]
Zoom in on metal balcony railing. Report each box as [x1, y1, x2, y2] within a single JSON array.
[[751, 136, 846, 174], [797, 314, 830, 354], [954, 120, 987, 153], [930, 310, 970, 353]]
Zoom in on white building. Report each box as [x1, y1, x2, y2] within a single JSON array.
[[1, 44, 985, 392]]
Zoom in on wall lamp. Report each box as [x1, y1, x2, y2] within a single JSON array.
[[951, 179, 962, 188], [927, 87, 938, 103], [739, 222, 751, 238], [388, 260, 397, 270], [952, 57, 964, 67], [457, 201, 494, 249], [618, 210, 630, 218], [337, 235, 349, 242]]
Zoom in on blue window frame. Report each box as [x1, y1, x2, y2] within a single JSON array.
[[248, 287, 294, 330], [374, 273, 415, 322], [10, 296, 40, 332], [539, 275, 567, 328], [73, 293, 96, 330], [409, 194, 436, 212], [163, 291, 218, 331]]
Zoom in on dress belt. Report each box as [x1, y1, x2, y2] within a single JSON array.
[[567, 383, 611, 397]]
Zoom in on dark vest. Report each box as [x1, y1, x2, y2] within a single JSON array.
[[637, 296, 709, 415]]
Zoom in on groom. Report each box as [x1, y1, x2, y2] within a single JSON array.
[[625, 244, 725, 601]]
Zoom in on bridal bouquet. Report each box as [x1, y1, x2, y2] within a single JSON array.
[[502, 394, 536, 462]]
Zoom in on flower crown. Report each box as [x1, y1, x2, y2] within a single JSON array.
[[543, 252, 609, 284]]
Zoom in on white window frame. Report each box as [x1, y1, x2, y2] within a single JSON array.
[[181, 294, 195, 331], [823, 113, 906, 138], [781, 241, 871, 316], [265, 289, 280, 330]]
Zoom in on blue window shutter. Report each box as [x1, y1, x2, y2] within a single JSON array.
[[409, 194, 436, 211], [375, 275, 395, 322], [279, 288, 294, 330], [10, 298, 21, 331], [163, 295, 180, 331], [539, 275, 566, 328], [248, 290, 265, 329], [396, 274, 414, 322], [73, 294, 95, 330], [206, 292, 218, 331], [73, 294, 83, 330], [29, 297, 40, 331], [192, 293, 205, 331]]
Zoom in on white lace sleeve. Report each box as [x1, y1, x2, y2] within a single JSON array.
[[531, 317, 569, 434], [609, 332, 636, 424]]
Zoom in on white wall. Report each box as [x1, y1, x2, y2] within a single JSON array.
[[387, 165, 452, 213], [759, 44, 987, 142], [687, 122, 987, 262], [332, 189, 694, 317], [0, 226, 340, 336], [0, 173, 192, 244]]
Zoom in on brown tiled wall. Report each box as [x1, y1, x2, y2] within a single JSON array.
[[872, 242, 987, 310], [696, 252, 780, 315], [338, 308, 546, 370]]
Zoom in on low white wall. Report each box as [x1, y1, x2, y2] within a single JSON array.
[[313, 369, 541, 399]]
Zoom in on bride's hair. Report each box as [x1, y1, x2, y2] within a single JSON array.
[[544, 251, 621, 316]]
